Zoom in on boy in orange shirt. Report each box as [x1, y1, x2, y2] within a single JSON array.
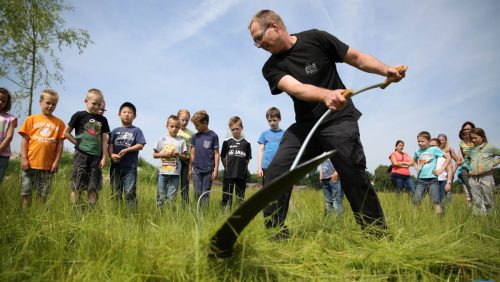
[[18, 89, 65, 208]]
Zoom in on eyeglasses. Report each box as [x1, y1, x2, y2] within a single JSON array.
[[253, 25, 270, 47]]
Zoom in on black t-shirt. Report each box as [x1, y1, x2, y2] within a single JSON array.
[[262, 29, 361, 123], [68, 111, 110, 156], [221, 137, 252, 179]]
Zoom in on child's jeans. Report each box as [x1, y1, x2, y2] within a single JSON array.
[[321, 178, 344, 215], [0, 156, 9, 185], [469, 175, 495, 215], [192, 170, 212, 207], [110, 164, 138, 209], [413, 178, 440, 205], [157, 174, 179, 206]]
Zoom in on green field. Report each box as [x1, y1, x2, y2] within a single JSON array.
[[0, 165, 499, 281]]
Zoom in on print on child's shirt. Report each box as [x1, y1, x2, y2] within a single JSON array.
[[160, 144, 177, 172]]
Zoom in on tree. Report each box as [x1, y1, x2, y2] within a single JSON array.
[[372, 165, 393, 192], [0, 0, 92, 115]]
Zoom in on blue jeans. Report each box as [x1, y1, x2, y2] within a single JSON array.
[[192, 171, 212, 207], [391, 173, 415, 195], [110, 164, 138, 209], [321, 178, 343, 215], [0, 156, 9, 185], [413, 178, 440, 205], [157, 174, 179, 206]]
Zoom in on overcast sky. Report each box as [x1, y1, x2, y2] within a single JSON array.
[[3, 0, 500, 174]]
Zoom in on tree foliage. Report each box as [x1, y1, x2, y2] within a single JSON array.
[[373, 165, 393, 192], [0, 0, 92, 115]]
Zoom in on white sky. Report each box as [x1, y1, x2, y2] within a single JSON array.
[[3, 0, 500, 173]]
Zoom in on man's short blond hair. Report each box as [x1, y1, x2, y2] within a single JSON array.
[[248, 9, 286, 30], [40, 89, 59, 102]]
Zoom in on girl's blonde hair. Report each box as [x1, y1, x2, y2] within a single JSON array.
[[177, 109, 190, 117]]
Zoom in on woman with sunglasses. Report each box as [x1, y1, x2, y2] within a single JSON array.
[[458, 121, 475, 207]]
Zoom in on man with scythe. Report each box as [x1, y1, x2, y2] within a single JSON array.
[[248, 9, 407, 237]]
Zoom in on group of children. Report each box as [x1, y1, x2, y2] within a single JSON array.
[[0, 87, 288, 211], [390, 129, 498, 216]]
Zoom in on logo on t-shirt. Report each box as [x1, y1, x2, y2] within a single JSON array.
[[305, 62, 318, 75]]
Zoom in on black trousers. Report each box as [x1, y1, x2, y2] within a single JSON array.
[[221, 177, 246, 208], [263, 120, 386, 230]]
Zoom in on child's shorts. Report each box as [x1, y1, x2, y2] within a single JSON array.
[[21, 169, 53, 196], [71, 150, 102, 192]]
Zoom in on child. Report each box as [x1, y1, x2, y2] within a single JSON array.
[[177, 109, 194, 204], [468, 128, 499, 215], [413, 131, 451, 214], [189, 110, 219, 207], [153, 115, 187, 206], [429, 138, 453, 205], [257, 107, 283, 186], [318, 158, 343, 216], [64, 88, 110, 206], [220, 116, 252, 209], [98, 100, 106, 116], [108, 102, 146, 209], [18, 89, 65, 208], [0, 87, 18, 185]]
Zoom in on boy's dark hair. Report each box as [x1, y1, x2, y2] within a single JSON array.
[[470, 128, 487, 143], [191, 110, 209, 124], [0, 87, 13, 112], [430, 138, 441, 146], [119, 102, 136, 115], [167, 115, 179, 125], [417, 131, 431, 140], [266, 107, 281, 120]]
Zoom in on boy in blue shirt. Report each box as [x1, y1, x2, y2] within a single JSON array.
[[108, 102, 146, 209], [318, 159, 343, 216], [257, 107, 283, 186], [413, 131, 451, 214], [189, 110, 219, 207]]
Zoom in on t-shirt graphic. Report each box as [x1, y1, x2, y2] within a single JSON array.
[[77, 119, 103, 155], [154, 135, 186, 175], [161, 144, 177, 173], [414, 147, 444, 179], [110, 126, 146, 168], [68, 111, 110, 156]]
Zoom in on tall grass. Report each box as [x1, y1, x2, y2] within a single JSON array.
[[0, 172, 498, 281]]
